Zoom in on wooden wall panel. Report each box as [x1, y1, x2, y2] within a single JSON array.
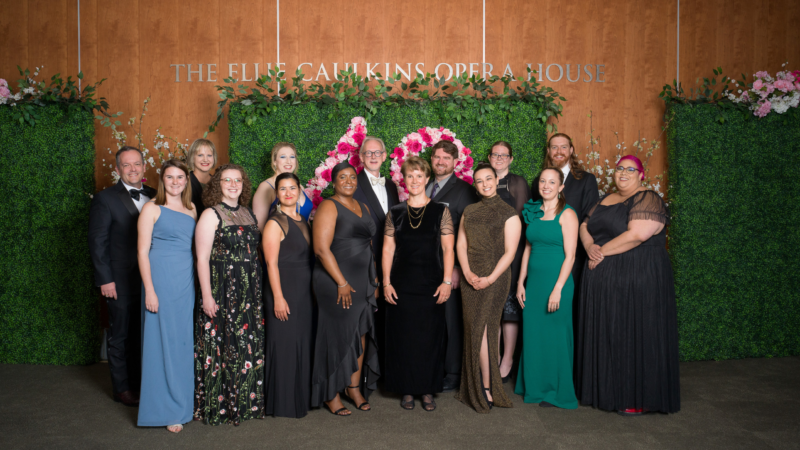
[[1, 0, 799, 191]]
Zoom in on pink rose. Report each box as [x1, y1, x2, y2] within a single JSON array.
[[321, 168, 332, 182], [464, 156, 474, 167], [349, 154, 361, 168], [440, 134, 454, 142], [419, 129, 432, 144], [352, 132, 365, 146], [462, 147, 472, 156], [755, 71, 769, 79], [793, 70, 800, 82], [354, 124, 366, 134], [312, 195, 324, 208], [0, 85, 10, 98], [337, 142, 354, 155], [406, 140, 422, 154], [752, 79, 764, 90], [461, 175, 473, 185], [392, 147, 405, 159], [755, 100, 771, 117], [774, 79, 793, 92]]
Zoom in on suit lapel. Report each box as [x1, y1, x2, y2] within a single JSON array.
[[358, 170, 386, 222], [432, 177, 457, 200], [115, 182, 140, 218]]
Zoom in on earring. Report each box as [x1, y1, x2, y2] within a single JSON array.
[[276, 203, 282, 214]]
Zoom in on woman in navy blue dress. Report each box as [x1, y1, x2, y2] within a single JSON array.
[[137, 160, 197, 433]]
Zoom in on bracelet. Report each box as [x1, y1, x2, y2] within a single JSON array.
[[383, 283, 391, 288], [443, 280, 452, 285], [337, 281, 348, 288]]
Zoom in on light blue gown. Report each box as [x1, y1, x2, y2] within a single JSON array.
[[138, 206, 196, 427]]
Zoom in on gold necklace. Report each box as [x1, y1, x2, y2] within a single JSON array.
[[407, 201, 428, 229]]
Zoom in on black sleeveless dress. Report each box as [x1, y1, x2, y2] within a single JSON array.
[[575, 190, 680, 413], [263, 213, 314, 418], [383, 201, 453, 395], [310, 199, 380, 406]]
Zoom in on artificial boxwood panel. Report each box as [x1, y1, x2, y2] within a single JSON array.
[[0, 105, 98, 365], [228, 102, 548, 191], [667, 104, 800, 361]]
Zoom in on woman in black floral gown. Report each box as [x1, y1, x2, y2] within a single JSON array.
[[194, 164, 265, 426]]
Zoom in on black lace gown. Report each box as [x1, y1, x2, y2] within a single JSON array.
[[575, 190, 680, 413], [263, 212, 314, 418], [383, 201, 453, 395], [310, 199, 380, 406]]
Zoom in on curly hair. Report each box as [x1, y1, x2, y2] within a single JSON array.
[[545, 133, 586, 180], [202, 164, 253, 207]]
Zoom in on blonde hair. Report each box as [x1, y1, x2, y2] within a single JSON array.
[[155, 160, 193, 210], [186, 138, 218, 171], [270, 142, 298, 174]]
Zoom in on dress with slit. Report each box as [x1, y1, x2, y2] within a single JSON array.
[[575, 190, 680, 413], [455, 194, 518, 413], [383, 202, 453, 395], [310, 199, 380, 406], [263, 212, 315, 418]]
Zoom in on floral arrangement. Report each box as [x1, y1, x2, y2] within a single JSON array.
[[580, 112, 665, 198], [305, 117, 367, 214], [660, 64, 800, 119], [101, 96, 188, 184], [726, 65, 800, 117], [389, 127, 474, 201]]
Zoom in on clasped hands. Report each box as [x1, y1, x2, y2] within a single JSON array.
[[587, 243, 604, 270], [463, 270, 492, 290]]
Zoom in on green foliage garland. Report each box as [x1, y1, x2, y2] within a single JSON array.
[[667, 103, 800, 361], [210, 67, 565, 135], [229, 102, 547, 195], [0, 105, 98, 365]]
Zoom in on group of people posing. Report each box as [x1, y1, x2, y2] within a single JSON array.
[[88, 133, 680, 433]]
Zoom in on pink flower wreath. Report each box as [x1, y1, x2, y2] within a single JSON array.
[[305, 117, 367, 216], [389, 127, 474, 201]]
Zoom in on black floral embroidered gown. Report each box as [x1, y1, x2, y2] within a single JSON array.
[[194, 203, 265, 425]]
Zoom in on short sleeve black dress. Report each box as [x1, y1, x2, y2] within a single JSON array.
[[310, 199, 380, 406], [383, 201, 454, 395], [575, 190, 680, 413]]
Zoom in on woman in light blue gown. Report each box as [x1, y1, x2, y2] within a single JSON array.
[[137, 160, 198, 433]]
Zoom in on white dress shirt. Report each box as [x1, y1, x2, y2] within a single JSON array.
[[561, 164, 571, 185], [364, 170, 388, 214], [122, 181, 149, 212]]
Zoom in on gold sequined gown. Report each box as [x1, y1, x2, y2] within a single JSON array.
[[455, 194, 518, 413]]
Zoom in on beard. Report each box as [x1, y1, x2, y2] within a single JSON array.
[[548, 154, 569, 169]]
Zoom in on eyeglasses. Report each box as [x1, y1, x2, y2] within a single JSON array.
[[362, 151, 385, 158], [489, 153, 511, 160], [615, 166, 639, 174], [222, 177, 243, 185]]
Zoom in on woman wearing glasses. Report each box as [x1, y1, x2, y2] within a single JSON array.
[[575, 155, 679, 415], [253, 142, 313, 229], [487, 141, 531, 384], [194, 165, 266, 425]]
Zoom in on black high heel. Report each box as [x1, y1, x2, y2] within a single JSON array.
[[344, 385, 371, 411], [482, 387, 494, 409]]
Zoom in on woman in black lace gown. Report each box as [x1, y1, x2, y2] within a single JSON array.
[[575, 155, 680, 415], [262, 173, 315, 418], [194, 164, 265, 425], [487, 141, 531, 383], [311, 162, 379, 416], [382, 157, 454, 412]]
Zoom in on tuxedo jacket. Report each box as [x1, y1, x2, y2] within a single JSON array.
[[427, 176, 480, 266], [88, 181, 157, 296], [353, 170, 400, 279]]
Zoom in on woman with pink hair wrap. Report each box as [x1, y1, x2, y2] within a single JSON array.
[[574, 155, 680, 415]]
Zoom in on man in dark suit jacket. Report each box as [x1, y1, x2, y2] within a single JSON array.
[[88, 146, 156, 407], [352, 137, 400, 374], [425, 141, 480, 392]]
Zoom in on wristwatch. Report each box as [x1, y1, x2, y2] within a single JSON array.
[[443, 281, 452, 285]]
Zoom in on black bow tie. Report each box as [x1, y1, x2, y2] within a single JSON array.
[[130, 189, 146, 201]]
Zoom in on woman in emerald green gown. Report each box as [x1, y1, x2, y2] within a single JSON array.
[[515, 167, 579, 409]]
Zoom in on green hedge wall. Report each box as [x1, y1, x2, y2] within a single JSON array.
[[667, 104, 800, 361], [229, 102, 548, 191], [0, 105, 98, 365]]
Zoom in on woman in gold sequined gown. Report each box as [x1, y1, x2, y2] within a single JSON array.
[[454, 163, 522, 413]]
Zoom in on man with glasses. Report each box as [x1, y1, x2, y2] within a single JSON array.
[[353, 136, 400, 375], [88, 145, 156, 407]]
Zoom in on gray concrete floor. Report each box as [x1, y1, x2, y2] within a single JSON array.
[[1, 357, 799, 450]]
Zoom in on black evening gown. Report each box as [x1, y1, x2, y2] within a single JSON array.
[[310, 199, 380, 406], [575, 190, 680, 413], [383, 202, 453, 395], [496, 173, 531, 321], [263, 213, 315, 418]]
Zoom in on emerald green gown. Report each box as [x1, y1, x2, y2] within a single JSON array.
[[515, 200, 578, 409]]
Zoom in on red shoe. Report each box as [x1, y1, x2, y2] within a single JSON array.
[[617, 408, 643, 416]]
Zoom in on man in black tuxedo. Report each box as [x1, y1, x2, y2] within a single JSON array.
[[352, 136, 400, 374], [532, 133, 599, 363], [88, 146, 156, 407], [425, 140, 480, 392]]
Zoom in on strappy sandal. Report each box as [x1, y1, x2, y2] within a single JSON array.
[[421, 394, 436, 412], [325, 400, 351, 416], [401, 395, 415, 410], [344, 385, 371, 411], [482, 387, 494, 410], [166, 424, 183, 433]]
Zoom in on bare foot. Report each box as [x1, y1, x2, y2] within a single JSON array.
[[345, 386, 371, 411], [325, 395, 352, 416], [166, 424, 183, 433]]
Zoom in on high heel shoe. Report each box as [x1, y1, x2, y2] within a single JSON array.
[[344, 385, 371, 411], [482, 387, 493, 410]]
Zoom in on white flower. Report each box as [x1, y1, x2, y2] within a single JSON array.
[[12, 93, 22, 101], [163, 141, 170, 149], [0, 97, 6, 105], [148, 156, 155, 165], [23, 87, 35, 94], [156, 168, 161, 174]]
